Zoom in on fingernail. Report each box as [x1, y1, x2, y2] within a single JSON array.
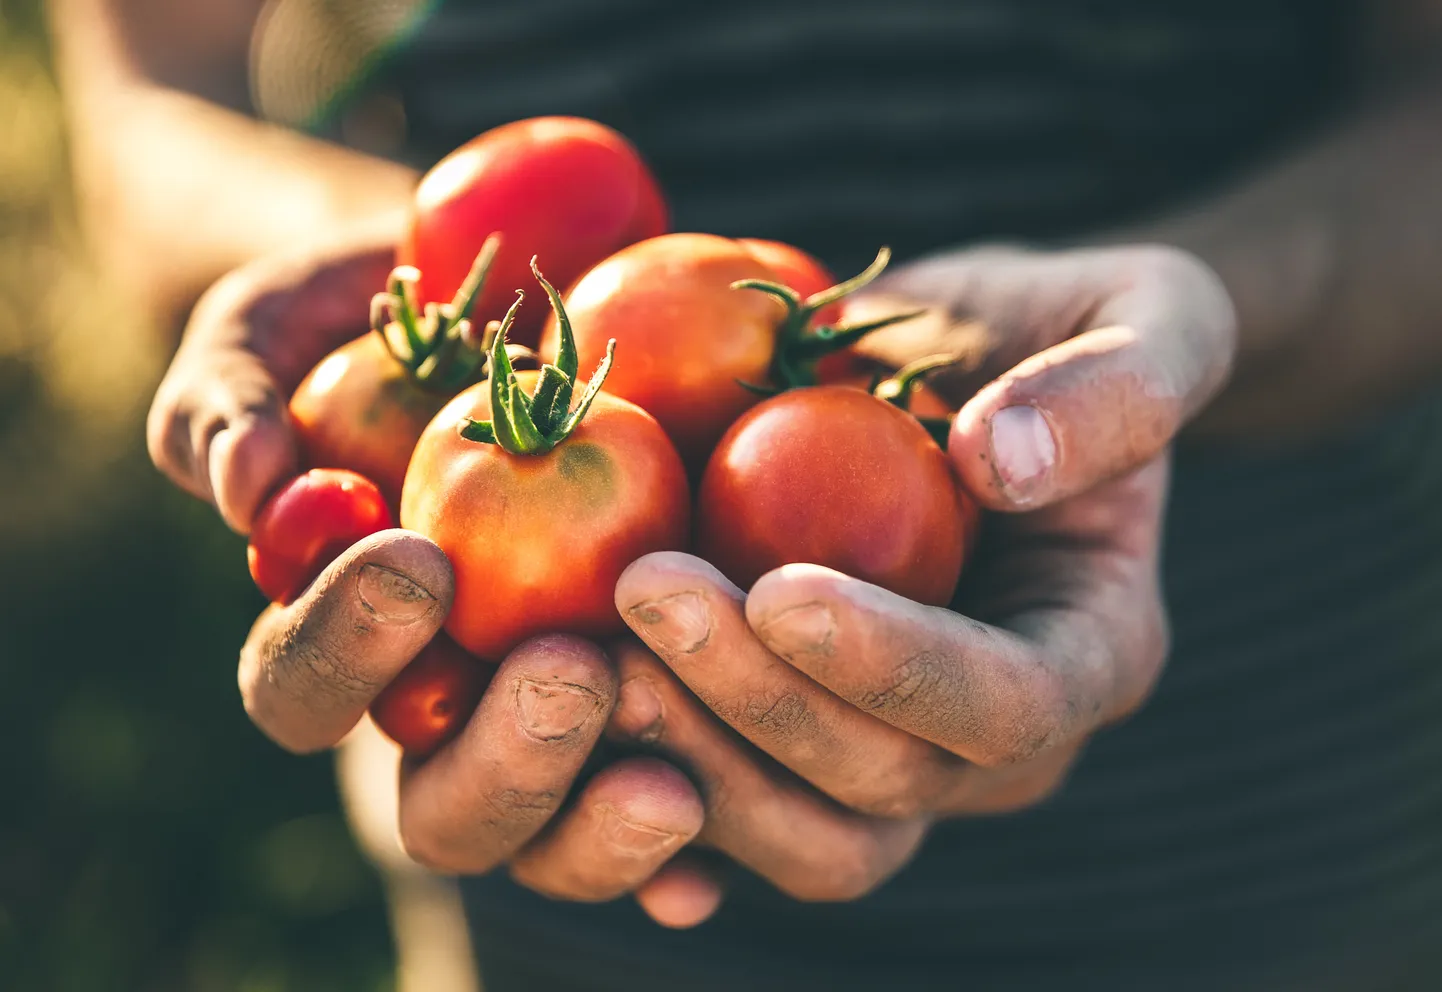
[[600, 805, 678, 855], [989, 405, 1056, 503], [613, 677, 664, 742], [357, 564, 435, 623], [516, 679, 598, 740], [758, 602, 836, 659], [628, 593, 711, 654]]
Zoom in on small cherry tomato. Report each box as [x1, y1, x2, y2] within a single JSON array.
[[402, 267, 691, 660], [402, 116, 668, 345], [370, 634, 496, 756], [696, 386, 972, 606], [247, 469, 394, 604]]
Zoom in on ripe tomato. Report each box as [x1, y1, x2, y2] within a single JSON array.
[[370, 634, 496, 756], [402, 271, 690, 660], [247, 469, 394, 604], [402, 117, 668, 346], [290, 334, 450, 507], [696, 386, 972, 606], [539, 233, 782, 461]]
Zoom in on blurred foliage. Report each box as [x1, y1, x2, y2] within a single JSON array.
[[0, 4, 395, 990]]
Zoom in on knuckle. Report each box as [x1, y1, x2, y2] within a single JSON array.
[[736, 686, 816, 740], [831, 750, 937, 820], [788, 833, 885, 903], [857, 650, 946, 718], [481, 787, 561, 825]]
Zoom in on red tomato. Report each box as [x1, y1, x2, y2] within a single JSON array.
[[538, 233, 784, 461], [247, 469, 394, 604], [370, 634, 496, 756], [289, 334, 452, 507], [696, 386, 972, 606], [402, 284, 691, 658], [401, 117, 668, 346]]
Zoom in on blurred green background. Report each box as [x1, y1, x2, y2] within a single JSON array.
[[0, 3, 396, 989]]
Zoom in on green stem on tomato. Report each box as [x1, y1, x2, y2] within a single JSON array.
[[369, 232, 505, 394], [458, 258, 616, 455], [731, 245, 926, 391]]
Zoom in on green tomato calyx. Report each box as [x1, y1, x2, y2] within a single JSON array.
[[370, 232, 509, 393], [730, 245, 927, 393], [458, 258, 616, 455]]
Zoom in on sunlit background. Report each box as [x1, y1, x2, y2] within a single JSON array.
[[0, 3, 396, 988]]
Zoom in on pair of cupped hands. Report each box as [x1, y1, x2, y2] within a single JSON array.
[[149, 226, 1236, 928]]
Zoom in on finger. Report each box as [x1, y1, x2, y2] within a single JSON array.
[[149, 344, 298, 532], [949, 248, 1235, 510], [239, 529, 453, 753], [634, 852, 727, 929], [617, 553, 966, 819], [398, 635, 615, 874], [608, 641, 928, 902], [509, 757, 703, 902], [745, 560, 1164, 767], [148, 238, 397, 532]]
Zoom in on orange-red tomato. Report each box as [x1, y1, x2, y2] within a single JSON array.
[[401, 117, 668, 346], [370, 634, 496, 756], [538, 233, 784, 461], [289, 334, 451, 507], [401, 372, 690, 660], [696, 386, 972, 606], [247, 469, 394, 604]]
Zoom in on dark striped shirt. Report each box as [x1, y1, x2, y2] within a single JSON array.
[[253, 3, 1442, 988]]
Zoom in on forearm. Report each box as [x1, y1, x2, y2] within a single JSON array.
[[72, 87, 416, 332], [51, 0, 418, 337], [1138, 76, 1442, 441]]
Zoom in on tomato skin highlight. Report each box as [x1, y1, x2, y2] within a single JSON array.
[[247, 469, 395, 604], [539, 233, 783, 462], [401, 117, 668, 345], [370, 633, 496, 756], [696, 386, 972, 607], [401, 372, 690, 660], [288, 334, 451, 508]]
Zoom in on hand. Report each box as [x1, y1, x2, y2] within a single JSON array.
[[149, 240, 719, 926], [609, 244, 1235, 900]]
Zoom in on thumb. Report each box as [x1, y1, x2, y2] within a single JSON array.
[[948, 247, 1235, 510]]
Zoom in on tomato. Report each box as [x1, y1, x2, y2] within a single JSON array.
[[290, 334, 451, 507], [696, 386, 972, 606], [402, 117, 668, 346], [370, 633, 496, 756], [539, 233, 783, 461], [247, 469, 394, 604], [402, 270, 691, 660], [542, 236, 917, 463]]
